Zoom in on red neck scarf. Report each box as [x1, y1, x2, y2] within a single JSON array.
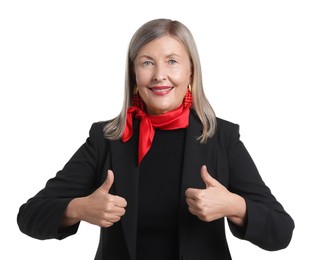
[[121, 90, 192, 165]]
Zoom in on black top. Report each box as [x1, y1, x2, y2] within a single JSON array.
[[136, 128, 186, 260], [17, 113, 294, 260]]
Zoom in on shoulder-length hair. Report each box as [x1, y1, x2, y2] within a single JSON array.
[[104, 18, 216, 143]]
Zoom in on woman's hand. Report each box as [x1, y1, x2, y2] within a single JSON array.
[[185, 165, 246, 227], [61, 170, 127, 228]]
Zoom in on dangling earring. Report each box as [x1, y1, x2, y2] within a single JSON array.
[[183, 89, 193, 108], [131, 86, 145, 109], [188, 84, 192, 92]]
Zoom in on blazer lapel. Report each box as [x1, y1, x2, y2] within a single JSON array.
[[110, 120, 140, 260], [181, 111, 211, 189], [109, 112, 218, 259], [178, 111, 218, 256]]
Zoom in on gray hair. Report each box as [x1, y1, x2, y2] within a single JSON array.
[[104, 18, 216, 142]]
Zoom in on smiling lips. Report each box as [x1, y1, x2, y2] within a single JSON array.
[[149, 86, 174, 96]]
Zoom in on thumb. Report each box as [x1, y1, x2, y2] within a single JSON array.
[[201, 165, 217, 188], [100, 170, 114, 193]]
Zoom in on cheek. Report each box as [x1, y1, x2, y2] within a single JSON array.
[[135, 69, 151, 86], [173, 65, 191, 82], [173, 71, 191, 86]]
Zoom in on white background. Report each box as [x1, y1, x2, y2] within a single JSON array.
[[1, 0, 324, 259]]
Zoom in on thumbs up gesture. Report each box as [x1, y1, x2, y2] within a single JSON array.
[[64, 170, 127, 228], [84, 170, 127, 227], [185, 165, 246, 225]]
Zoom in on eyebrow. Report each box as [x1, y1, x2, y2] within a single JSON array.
[[166, 53, 181, 58], [137, 55, 153, 60], [137, 53, 182, 60]]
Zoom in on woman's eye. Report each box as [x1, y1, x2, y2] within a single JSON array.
[[168, 59, 177, 64], [143, 61, 153, 66]]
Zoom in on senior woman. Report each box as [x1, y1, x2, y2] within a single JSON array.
[[17, 18, 294, 260]]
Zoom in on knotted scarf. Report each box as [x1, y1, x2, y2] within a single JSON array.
[[121, 90, 192, 165]]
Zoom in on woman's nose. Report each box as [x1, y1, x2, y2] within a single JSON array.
[[153, 64, 167, 82]]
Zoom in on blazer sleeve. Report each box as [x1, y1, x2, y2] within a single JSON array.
[[226, 124, 295, 251], [17, 122, 107, 240]]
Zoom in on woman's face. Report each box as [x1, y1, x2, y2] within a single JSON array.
[[134, 35, 192, 115]]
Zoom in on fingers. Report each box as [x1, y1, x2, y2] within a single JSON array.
[[184, 165, 218, 220], [109, 194, 127, 209], [99, 196, 127, 228], [99, 213, 123, 228], [84, 169, 128, 228], [97, 194, 127, 228], [185, 165, 231, 222], [104, 202, 126, 220], [185, 187, 200, 199]]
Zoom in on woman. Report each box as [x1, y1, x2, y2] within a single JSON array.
[[17, 18, 294, 260]]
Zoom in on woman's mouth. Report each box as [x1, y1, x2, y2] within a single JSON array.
[[149, 86, 174, 96]]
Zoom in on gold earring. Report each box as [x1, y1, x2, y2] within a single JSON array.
[[188, 84, 192, 92], [133, 85, 139, 95]]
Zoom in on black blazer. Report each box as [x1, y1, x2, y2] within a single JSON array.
[[17, 111, 294, 260]]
